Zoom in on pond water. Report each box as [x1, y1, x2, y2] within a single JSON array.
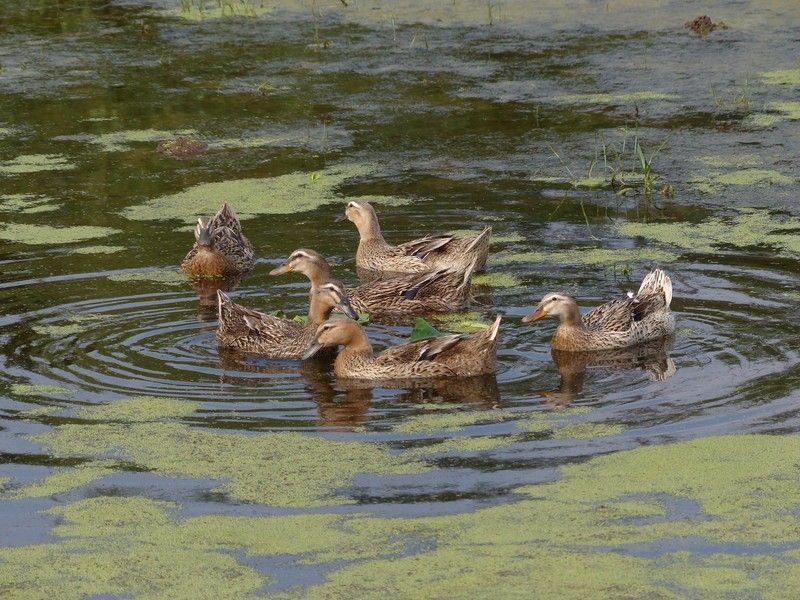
[[1, 1, 799, 597]]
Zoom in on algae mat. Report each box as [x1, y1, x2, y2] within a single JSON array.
[[1, 434, 798, 598]]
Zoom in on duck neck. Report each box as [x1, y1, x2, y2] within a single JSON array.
[[307, 298, 334, 327], [356, 215, 387, 246], [334, 329, 374, 374], [304, 263, 333, 289], [556, 305, 586, 331]]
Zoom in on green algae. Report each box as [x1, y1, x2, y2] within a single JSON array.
[[745, 113, 782, 127], [767, 100, 800, 120], [472, 272, 522, 288], [78, 396, 200, 423], [0, 154, 75, 175], [2, 435, 799, 598], [572, 175, 606, 189], [71, 245, 125, 254], [550, 422, 625, 439], [10, 384, 69, 396], [762, 67, 800, 86], [690, 168, 794, 193], [493, 247, 678, 266], [32, 314, 110, 337], [404, 435, 513, 456], [166, 1, 272, 20], [554, 91, 677, 104], [617, 209, 800, 256], [122, 164, 409, 223], [31, 323, 83, 336], [107, 268, 187, 286], [74, 128, 197, 152], [432, 311, 491, 333], [31, 419, 427, 507], [9, 461, 118, 499], [392, 409, 506, 434], [0, 223, 119, 245], [0, 194, 59, 214]]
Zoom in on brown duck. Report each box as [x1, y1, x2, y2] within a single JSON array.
[[181, 203, 255, 277], [340, 201, 491, 275], [270, 249, 475, 316], [303, 316, 501, 380], [216, 281, 358, 358], [523, 269, 675, 351]]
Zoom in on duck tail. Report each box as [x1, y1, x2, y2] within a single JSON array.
[[464, 225, 492, 254], [212, 202, 242, 232], [487, 314, 502, 342], [217, 290, 233, 321], [637, 269, 672, 307]]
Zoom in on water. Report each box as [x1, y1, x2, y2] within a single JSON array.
[[1, 1, 799, 597]]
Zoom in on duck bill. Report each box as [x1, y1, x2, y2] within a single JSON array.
[[269, 263, 291, 276], [334, 213, 347, 223], [522, 306, 547, 323], [302, 340, 324, 360], [337, 296, 359, 320], [197, 228, 212, 247]]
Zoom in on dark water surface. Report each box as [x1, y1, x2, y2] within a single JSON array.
[[1, 1, 799, 597]]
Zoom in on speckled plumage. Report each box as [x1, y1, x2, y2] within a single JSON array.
[[216, 282, 357, 358], [181, 203, 255, 277], [524, 269, 675, 351], [342, 201, 490, 275], [304, 316, 501, 380], [270, 249, 476, 316]]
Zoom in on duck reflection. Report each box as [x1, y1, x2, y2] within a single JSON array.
[[540, 337, 676, 406], [217, 348, 500, 427], [191, 275, 241, 321]]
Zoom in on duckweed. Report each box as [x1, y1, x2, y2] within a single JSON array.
[[554, 91, 677, 104], [392, 409, 506, 434], [448, 230, 524, 244], [0, 154, 75, 175], [472, 272, 522, 288], [550, 422, 626, 439], [432, 311, 491, 333], [1, 435, 798, 597], [690, 169, 795, 193], [31, 420, 427, 507], [0, 224, 119, 245], [122, 164, 410, 223], [107, 269, 187, 285], [71, 245, 126, 254], [0, 194, 59, 213], [617, 209, 800, 255], [78, 396, 201, 422], [9, 461, 118, 499], [10, 384, 70, 396], [65, 129, 197, 152], [761, 67, 800, 86]]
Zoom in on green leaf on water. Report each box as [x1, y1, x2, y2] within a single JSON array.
[[409, 318, 444, 342]]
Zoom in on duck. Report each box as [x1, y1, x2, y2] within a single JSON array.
[[522, 269, 675, 351], [181, 203, 255, 277], [269, 248, 475, 316], [340, 201, 491, 275], [216, 281, 358, 359], [302, 316, 501, 379]]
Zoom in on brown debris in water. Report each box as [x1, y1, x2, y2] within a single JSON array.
[[156, 137, 208, 159], [684, 15, 728, 35]]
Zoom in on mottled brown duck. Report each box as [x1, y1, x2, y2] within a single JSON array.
[[340, 201, 490, 275], [181, 203, 255, 277], [303, 316, 501, 379], [270, 248, 475, 316], [523, 269, 675, 351], [216, 281, 358, 358]]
